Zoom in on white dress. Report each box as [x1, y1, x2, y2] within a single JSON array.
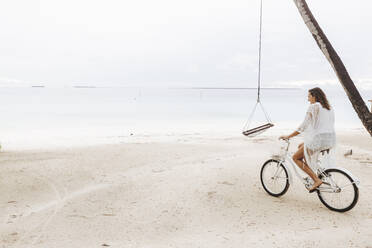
[[296, 102, 336, 170]]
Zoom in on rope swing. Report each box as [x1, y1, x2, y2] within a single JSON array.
[[242, 0, 274, 137]]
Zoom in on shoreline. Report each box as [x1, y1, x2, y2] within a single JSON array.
[[0, 125, 368, 151]]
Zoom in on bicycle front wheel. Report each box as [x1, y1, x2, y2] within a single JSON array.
[[260, 159, 289, 197], [317, 168, 359, 212]]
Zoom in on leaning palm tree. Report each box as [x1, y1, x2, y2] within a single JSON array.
[[293, 0, 372, 136]]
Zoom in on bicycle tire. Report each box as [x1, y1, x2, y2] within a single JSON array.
[[260, 159, 290, 197], [317, 168, 359, 212]]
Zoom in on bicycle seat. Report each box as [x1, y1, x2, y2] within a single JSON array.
[[320, 149, 330, 155]]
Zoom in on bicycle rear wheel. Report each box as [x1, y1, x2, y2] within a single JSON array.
[[317, 168, 359, 212], [260, 159, 289, 197]]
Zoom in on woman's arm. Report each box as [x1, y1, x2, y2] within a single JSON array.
[[279, 105, 314, 140]]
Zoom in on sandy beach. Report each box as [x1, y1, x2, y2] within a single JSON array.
[[0, 130, 371, 248], [2, 0, 372, 246]]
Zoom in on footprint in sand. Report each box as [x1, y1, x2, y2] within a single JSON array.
[[218, 181, 234, 186], [208, 191, 217, 197]]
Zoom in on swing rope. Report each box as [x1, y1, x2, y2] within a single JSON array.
[[257, 0, 263, 103], [242, 0, 274, 137]]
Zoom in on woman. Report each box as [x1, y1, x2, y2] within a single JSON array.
[[279, 87, 336, 193]]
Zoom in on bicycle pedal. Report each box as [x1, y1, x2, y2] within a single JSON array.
[[303, 177, 313, 183]]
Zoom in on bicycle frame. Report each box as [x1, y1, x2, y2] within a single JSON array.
[[274, 140, 360, 189], [274, 140, 307, 186]]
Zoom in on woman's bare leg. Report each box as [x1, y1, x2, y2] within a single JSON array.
[[292, 144, 323, 191]]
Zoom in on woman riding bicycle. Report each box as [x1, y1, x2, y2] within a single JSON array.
[[279, 87, 336, 193]]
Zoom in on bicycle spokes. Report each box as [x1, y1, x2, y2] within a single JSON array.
[[317, 169, 359, 212]]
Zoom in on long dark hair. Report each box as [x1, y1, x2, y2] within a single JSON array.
[[309, 87, 331, 110]]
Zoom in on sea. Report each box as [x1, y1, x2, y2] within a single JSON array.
[[0, 86, 370, 149]]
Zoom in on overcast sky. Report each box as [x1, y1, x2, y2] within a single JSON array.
[[0, 0, 371, 89]]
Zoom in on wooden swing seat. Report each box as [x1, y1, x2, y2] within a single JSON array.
[[241, 1, 274, 137], [242, 123, 274, 136]]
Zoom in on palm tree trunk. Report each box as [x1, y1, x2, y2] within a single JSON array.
[[293, 0, 372, 136]]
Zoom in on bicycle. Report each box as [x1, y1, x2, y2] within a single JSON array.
[[260, 139, 360, 212]]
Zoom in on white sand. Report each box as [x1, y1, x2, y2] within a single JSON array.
[[0, 131, 371, 248]]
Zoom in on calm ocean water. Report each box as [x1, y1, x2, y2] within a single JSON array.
[[0, 87, 370, 149]]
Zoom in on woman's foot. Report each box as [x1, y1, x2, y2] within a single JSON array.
[[309, 180, 323, 193]]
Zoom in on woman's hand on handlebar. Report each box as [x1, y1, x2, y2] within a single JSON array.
[[279, 135, 290, 140], [279, 131, 299, 141]]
